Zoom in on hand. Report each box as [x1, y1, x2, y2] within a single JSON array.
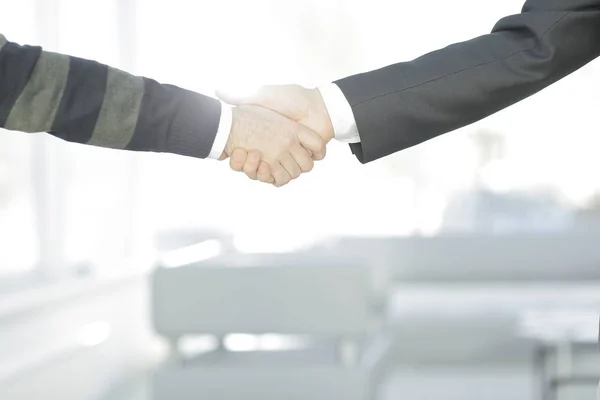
[[217, 85, 334, 183], [224, 105, 326, 187]]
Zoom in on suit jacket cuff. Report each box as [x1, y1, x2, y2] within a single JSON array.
[[317, 83, 361, 143], [166, 90, 222, 159], [206, 102, 231, 159]]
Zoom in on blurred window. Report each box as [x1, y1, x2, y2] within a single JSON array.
[[0, 0, 39, 277]]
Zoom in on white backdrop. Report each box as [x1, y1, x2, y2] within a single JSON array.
[[1, 0, 599, 275]]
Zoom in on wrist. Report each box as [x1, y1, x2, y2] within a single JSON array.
[[307, 88, 334, 143], [224, 107, 240, 156]]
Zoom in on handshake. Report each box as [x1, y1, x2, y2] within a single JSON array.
[[217, 85, 334, 187]]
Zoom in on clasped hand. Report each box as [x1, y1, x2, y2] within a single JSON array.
[[217, 85, 334, 187]]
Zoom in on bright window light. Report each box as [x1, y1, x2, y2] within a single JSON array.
[[260, 334, 311, 351], [224, 334, 311, 352], [178, 335, 219, 357], [76, 321, 111, 347], [224, 334, 260, 352]]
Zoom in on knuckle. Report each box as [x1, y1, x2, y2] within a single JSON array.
[[283, 136, 296, 148], [230, 160, 243, 171], [258, 170, 271, 182], [314, 148, 326, 161], [243, 162, 256, 175], [278, 174, 291, 185]]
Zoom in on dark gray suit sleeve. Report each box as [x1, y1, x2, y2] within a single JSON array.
[[0, 33, 220, 159], [335, 0, 600, 163]]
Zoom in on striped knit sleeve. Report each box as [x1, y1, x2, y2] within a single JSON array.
[[0, 33, 221, 159]]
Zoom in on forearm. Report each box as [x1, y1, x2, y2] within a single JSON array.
[[336, 0, 600, 162], [0, 33, 222, 158]]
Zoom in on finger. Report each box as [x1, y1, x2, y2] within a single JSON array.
[[280, 154, 302, 180], [298, 128, 326, 161], [218, 152, 228, 161], [229, 148, 248, 172], [243, 150, 261, 180], [257, 161, 275, 183], [272, 163, 292, 187], [290, 145, 314, 173]]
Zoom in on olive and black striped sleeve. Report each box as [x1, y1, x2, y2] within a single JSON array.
[[0, 33, 222, 158]]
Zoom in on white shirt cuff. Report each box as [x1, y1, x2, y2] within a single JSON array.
[[317, 83, 361, 144], [207, 102, 232, 159]]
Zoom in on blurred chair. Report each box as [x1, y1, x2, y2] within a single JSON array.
[[150, 249, 389, 400], [536, 342, 600, 400]]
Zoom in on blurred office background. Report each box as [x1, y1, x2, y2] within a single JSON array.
[[1, 0, 599, 399]]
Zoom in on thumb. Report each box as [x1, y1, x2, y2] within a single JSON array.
[[215, 89, 250, 106], [216, 86, 268, 106], [216, 86, 301, 119]]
